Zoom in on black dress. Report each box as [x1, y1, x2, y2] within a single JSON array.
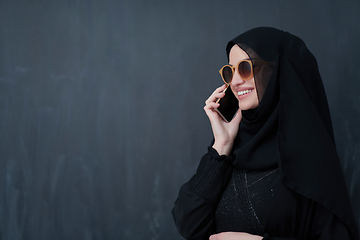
[[172, 148, 355, 239]]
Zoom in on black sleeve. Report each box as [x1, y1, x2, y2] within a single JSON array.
[[171, 147, 233, 240]]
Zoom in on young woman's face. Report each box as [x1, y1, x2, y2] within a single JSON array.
[[229, 45, 259, 110]]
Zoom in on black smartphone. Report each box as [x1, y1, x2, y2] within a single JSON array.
[[216, 86, 239, 122]]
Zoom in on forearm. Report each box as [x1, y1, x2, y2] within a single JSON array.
[[188, 147, 233, 202], [172, 147, 234, 239]]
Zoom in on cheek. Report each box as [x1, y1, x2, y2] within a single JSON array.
[[254, 88, 259, 99], [230, 86, 238, 99], [253, 91, 260, 107]]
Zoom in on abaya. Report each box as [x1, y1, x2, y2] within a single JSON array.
[[171, 27, 359, 240]]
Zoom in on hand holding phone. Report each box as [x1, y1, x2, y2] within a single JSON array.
[[204, 84, 241, 155], [215, 85, 239, 122]]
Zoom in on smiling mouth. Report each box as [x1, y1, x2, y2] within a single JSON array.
[[238, 89, 253, 96]]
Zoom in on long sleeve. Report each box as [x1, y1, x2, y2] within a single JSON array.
[[171, 147, 233, 240]]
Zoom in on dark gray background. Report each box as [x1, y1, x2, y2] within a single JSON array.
[[1, 0, 359, 239]]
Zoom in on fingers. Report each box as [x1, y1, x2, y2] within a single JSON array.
[[204, 84, 231, 123], [204, 101, 219, 111], [205, 84, 227, 105], [203, 103, 221, 125], [204, 85, 226, 116], [209, 234, 217, 240]]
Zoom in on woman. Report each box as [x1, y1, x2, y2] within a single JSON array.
[[171, 27, 359, 240]]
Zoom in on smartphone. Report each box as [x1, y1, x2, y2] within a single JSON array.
[[216, 86, 239, 122]]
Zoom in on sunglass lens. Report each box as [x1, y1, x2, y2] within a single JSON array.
[[222, 66, 233, 84], [238, 61, 252, 80]]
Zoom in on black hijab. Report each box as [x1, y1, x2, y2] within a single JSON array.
[[227, 27, 358, 239]]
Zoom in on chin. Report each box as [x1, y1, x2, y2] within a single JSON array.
[[239, 102, 259, 110], [237, 93, 259, 110], [240, 106, 255, 111]]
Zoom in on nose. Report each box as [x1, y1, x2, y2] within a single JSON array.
[[231, 69, 245, 86]]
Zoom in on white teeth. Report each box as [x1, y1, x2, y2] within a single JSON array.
[[238, 89, 253, 96]]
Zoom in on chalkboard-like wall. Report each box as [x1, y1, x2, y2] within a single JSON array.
[[0, 1, 359, 239]]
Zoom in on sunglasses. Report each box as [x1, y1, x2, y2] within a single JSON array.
[[219, 60, 274, 84]]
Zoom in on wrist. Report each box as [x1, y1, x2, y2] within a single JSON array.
[[212, 141, 233, 156]]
